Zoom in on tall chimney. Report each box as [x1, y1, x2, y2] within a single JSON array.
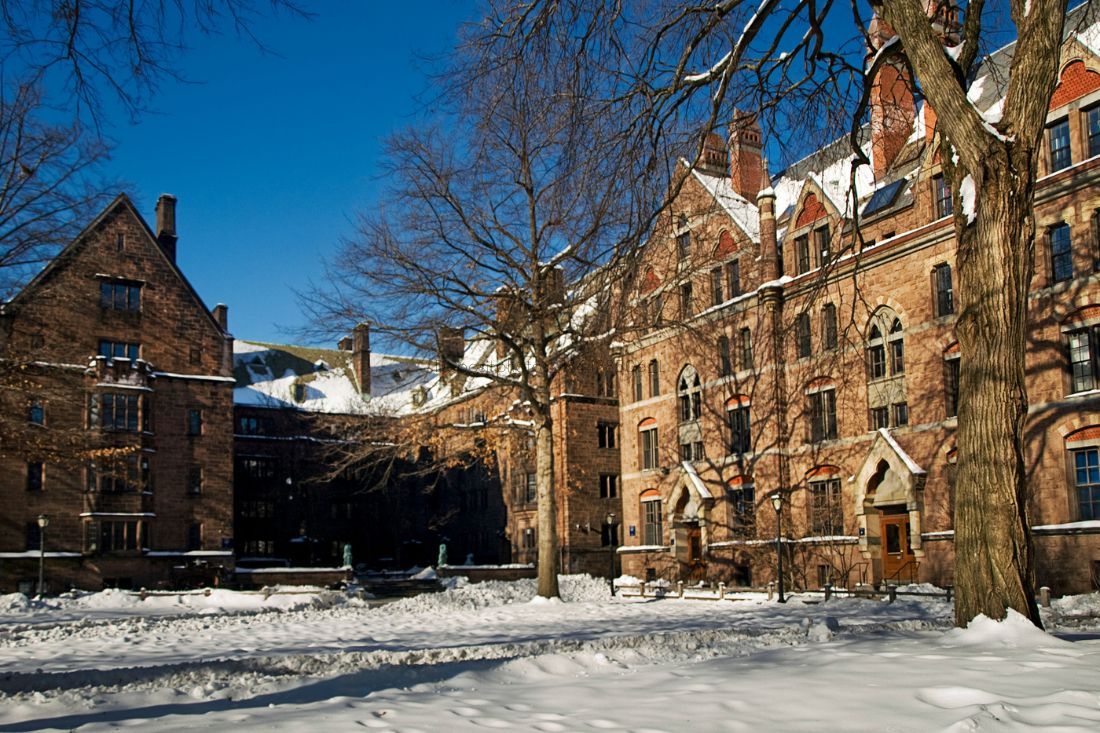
[[155, 194, 178, 263], [728, 110, 763, 199], [212, 303, 228, 332], [352, 322, 371, 397], [867, 15, 916, 179]]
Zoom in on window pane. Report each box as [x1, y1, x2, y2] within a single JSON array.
[[1050, 119, 1071, 171], [1051, 224, 1073, 283]]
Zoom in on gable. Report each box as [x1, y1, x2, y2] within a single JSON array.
[[1049, 59, 1100, 111], [795, 191, 829, 229]]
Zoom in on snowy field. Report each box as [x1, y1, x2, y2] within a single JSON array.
[[1, 576, 1099, 732]]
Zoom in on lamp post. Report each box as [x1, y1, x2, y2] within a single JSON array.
[[605, 512, 617, 597], [36, 514, 49, 597], [769, 493, 785, 603]]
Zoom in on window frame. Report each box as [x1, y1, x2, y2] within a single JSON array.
[[809, 388, 838, 443], [1051, 222, 1073, 284], [641, 494, 663, 545], [1049, 117, 1072, 172], [822, 303, 838, 351], [809, 477, 843, 536], [728, 402, 752, 455], [648, 359, 660, 397], [933, 263, 954, 317], [933, 174, 953, 218], [796, 312, 812, 358], [640, 421, 659, 471]]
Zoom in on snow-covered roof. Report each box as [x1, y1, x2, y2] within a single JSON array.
[[689, 167, 761, 243], [233, 340, 435, 416]]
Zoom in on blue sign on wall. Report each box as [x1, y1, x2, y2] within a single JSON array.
[[629, 525, 636, 537]]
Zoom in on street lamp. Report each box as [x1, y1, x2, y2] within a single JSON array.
[[605, 512, 617, 597], [36, 514, 49, 597], [769, 493, 786, 603]]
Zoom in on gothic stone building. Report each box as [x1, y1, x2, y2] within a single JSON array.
[[615, 4, 1100, 594], [0, 194, 235, 592]]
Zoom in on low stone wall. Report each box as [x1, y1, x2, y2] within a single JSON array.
[[437, 564, 536, 583], [234, 567, 351, 589]]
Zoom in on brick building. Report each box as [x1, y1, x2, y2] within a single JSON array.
[[614, 4, 1100, 594], [0, 194, 235, 592]]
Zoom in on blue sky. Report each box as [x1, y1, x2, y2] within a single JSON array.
[[104, 1, 476, 347]]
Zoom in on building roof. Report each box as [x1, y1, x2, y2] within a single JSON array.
[[233, 339, 435, 415]]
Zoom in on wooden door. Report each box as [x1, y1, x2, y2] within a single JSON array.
[[685, 527, 704, 581], [880, 514, 915, 581]]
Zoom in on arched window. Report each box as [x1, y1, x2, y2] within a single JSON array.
[[641, 488, 664, 545], [677, 365, 702, 422], [639, 418, 659, 471], [866, 308, 908, 429]]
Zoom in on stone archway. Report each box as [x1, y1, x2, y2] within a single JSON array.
[[854, 431, 927, 584]]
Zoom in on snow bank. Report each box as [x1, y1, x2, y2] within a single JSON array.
[[941, 609, 1068, 649]]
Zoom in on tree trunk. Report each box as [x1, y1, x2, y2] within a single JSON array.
[[535, 411, 560, 598], [953, 149, 1042, 628]]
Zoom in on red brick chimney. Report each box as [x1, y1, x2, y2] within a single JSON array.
[[155, 194, 178, 263], [868, 15, 916, 179], [728, 110, 763, 199], [352, 322, 371, 397]]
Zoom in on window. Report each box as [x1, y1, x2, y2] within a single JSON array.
[[523, 527, 537, 549], [796, 312, 812, 358], [90, 393, 142, 432], [822, 303, 838, 350], [83, 520, 148, 553], [187, 465, 203, 495], [1068, 326, 1099, 393], [809, 388, 838, 443], [1089, 106, 1100, 159], [597, 421, 618, 449], [680, 440, 704, 462], [1051, 223, 1073, 283], [28, 400, 44, 426], [1049, 118, 1071, 172], [726, 260, 741, 298], [640, 420, 659, 470], [728, 483, 755, 536], [934, 174, 952, 218], [648, 359, 660, 397], [815, 225, 830, 265], [238, 457, 276, 481], [945, 354, 961, 417], [292, 383, 306, 402], [933, 263, 954, 317], [99, 280, 141, 311], [26, 462, 43, 492], [888, 319, 905, 374], [718, 335, 732, 376], [893, 402, 909, 427], [632, 365, 643, 401], [1074, 448, 1100, 520], [810, 478, 843, 535], [796, 235, 810, 274], [238, 415, 273, 435], [242, 539, 275, 555], [680, 282, 694, 317], [642, 494, 663, 545], [740, 328, 753, 370], [88, 456, 140, 493], [599, 473, 619, 499], [867, 325, 886, 380], [596, 369, 616, 398], [189, 347, 202, 365], [525, 472, 538, 504], [187, 409, 203, 436], [870, 406, 889, 430], [187, 522, 203, 551], [242, 500, 275, 519], [710, 268, 723, 305], [98, 340, 139, 362], [728, 404, 751, 455], [677, 366, 701, 422], [677, 230, 691, 260]]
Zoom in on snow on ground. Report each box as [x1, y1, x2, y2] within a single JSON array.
[[0, 576, 1098, 731]]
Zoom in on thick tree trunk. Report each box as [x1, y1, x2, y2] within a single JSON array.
[[953, 152, 1042, 628], [535, 411, 560, 598]]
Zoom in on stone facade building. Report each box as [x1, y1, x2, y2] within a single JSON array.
[[0, 194, 235, 592], [614, 4, 1100, 594]]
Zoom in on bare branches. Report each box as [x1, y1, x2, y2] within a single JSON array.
[[0, 0, 310, 126]]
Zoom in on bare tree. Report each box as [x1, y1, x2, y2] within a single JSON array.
[[310, 21, 661, 598]]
